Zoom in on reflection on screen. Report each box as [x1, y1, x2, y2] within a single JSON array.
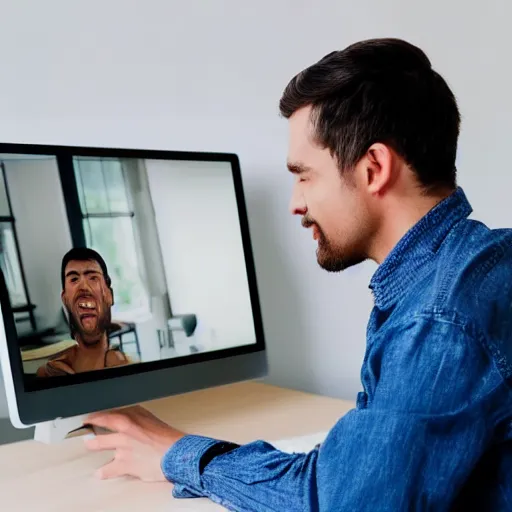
[[0, 154, 257, 379]]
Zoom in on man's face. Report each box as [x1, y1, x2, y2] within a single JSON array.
[[61, 259, 113, 345], [287, 106, 374, 272]]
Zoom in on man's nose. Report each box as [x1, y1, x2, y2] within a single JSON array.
[[289, 187, 307, 216], [78, 277, 92, 291]]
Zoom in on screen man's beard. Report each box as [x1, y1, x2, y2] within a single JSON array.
[[67, 306, 112, 346]]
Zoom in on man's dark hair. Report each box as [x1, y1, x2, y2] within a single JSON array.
[[279, 38, 460, 191], [61, 247, 112, 289]]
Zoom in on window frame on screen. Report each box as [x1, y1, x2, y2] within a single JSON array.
[[0, 161, 36, 329], [64, 156, 151, 318], [0, 142, 267, 427]]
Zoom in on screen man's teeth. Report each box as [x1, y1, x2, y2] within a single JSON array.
[[78, 301, 95, 309]]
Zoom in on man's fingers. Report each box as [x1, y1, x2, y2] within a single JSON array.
[[85, 410, 132, 433], [85, 405, 149, 431], [84, 433, 129, 452], [95, 459, 127, 480]]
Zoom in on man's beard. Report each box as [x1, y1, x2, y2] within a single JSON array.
[[303, 216, 365, 272], [317, 233, 354, 272], [67, 305, 111, 346]]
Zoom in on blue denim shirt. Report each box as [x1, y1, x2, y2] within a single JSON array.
[[161, 188, 512, 511]]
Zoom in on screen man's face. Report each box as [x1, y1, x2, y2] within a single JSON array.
[[61, 259, 113, 345]]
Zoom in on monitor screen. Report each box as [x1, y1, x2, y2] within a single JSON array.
[[0, 146, 264, 400]]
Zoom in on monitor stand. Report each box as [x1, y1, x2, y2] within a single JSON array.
[[34, 415, 88, 444]]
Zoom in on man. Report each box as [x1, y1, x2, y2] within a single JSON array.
[[84, 38, 512, 510], [37, 248, 130, 377]]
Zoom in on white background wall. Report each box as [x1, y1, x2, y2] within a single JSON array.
[[145, 159, 255, 349], [0, 0, 511, 418]]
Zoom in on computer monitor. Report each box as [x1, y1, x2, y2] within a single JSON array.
[[0, 143, 267, 441]]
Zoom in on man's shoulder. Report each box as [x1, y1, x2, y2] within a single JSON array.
[[36, 346, 77, 377], [48, 345, 77, 362], [429, 219, 512, 305], [105, 348, 131, 367], [421, 220, 512, 378], [400, 219, 512, 342], [373, 221, 512, 410], [405, 220, 512, 307], [442, 218, 512, 264]]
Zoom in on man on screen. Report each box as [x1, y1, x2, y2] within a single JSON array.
[[36, 248, 130, 377]]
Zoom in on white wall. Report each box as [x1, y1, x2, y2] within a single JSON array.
[[2, 158, 73, 330], [1, 0, 511, 417], [145, 159, 255, 349]]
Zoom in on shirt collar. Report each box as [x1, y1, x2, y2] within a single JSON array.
[[369, 187, 472, 309]]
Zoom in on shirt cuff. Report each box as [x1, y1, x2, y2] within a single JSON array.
[[161, 434, 220, 491]]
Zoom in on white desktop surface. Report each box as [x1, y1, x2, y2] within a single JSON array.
[[0, 381, 354, 511]]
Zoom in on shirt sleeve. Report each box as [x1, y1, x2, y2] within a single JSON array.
[[161, 314, 508, 511], [162, 434, 319, 510]]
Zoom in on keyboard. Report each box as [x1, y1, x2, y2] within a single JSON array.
[[270, 431, 329, 454], [82, 430, 330, 453]]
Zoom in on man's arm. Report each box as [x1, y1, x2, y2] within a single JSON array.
[[159, 315, 509, 511], [86, 410, 320, 509], [36, 358, 75, 377], [163, 435, 320, 510], [86, 314, 510, 511]]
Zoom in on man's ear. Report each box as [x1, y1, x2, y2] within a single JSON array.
[[108, 288, 115, 307], [363, 143, 395, 196], [61, 289, 65, 304]]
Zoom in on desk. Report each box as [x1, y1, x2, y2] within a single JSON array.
[[0, 381, 354, 511]]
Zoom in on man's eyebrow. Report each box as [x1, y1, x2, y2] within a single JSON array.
[[65, 269, 101, 278], [287, 162, 313, 174]]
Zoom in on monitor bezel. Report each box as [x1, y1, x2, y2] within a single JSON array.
[[0, 142, 267, 426]]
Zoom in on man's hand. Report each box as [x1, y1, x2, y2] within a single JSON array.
[[84, 405, 185, 482]]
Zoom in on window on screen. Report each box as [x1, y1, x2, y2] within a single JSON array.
[[73, 157, 150, 318], [0, 222, 28, 307], [0, 161, 34, 329]]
